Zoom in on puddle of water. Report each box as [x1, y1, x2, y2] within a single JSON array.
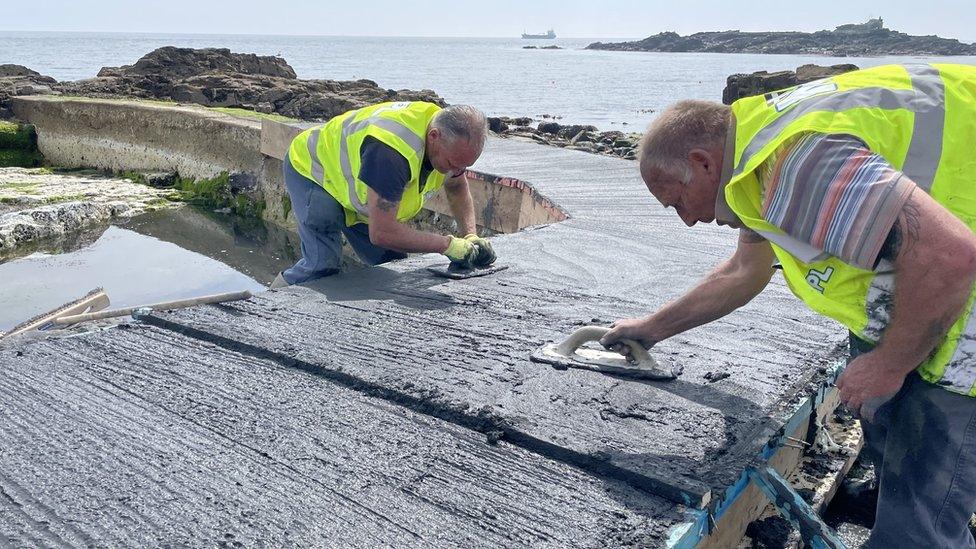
[[0, 207, 301, 332]]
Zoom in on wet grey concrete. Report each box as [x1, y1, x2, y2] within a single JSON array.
[[1, 137, 848, 546], [2, 324, 682, 547], [157, 138, 847, 500]]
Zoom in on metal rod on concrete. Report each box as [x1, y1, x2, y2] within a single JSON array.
[[53, 290, 253, 326]]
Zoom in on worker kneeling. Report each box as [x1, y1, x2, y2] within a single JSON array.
[[273, 101, 495, 287]]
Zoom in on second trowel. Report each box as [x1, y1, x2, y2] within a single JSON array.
[[531, 325, 682, 380]]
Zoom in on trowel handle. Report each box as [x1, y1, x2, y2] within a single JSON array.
[[553, 325, 653, 363]]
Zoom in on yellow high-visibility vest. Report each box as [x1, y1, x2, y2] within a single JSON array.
[[288, 101, 447, 227], [726, 63, 976, 395]]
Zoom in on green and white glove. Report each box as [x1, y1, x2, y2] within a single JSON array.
[[463, 234, 496, 267], [444, 235, 479, 268]]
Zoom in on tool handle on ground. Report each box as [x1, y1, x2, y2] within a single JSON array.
[[553, 325, 652, 363], [54, 290, 253, 326]]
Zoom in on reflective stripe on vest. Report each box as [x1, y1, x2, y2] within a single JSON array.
[[725, 63, 976, 395], [303, 115, 426, 217], [734, 64, 946, 191]]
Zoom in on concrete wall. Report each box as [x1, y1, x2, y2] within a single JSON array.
[[11, 96, 264, 179], [10, 97, 566, 232]]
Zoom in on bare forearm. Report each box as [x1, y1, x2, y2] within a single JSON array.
[[373, 222, 451, 254], [645, 260, 769, 341], [368, 190, 451, 254], [445, 177, 477, 235]]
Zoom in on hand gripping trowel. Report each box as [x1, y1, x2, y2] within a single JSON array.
[[531, 326, 682, 380]]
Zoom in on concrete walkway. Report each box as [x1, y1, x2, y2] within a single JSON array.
[[1, 137, 847, 547]]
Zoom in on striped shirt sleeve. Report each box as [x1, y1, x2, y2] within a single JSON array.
[[758, 133, 916, 270]]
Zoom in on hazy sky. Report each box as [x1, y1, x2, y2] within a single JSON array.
[[5, 0, 976, 42]]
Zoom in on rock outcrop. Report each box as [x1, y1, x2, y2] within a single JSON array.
[[0, 65, 58, 119], [487, 117, 640, 160], [2, 47, 444, 122], [722, 63, 859, 104], [586, 19, 976, 56]]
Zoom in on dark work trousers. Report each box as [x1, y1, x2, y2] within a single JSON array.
[[850, 334, 976, 548], [281, 153, 406, 284]]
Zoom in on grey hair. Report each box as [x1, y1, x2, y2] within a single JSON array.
[[638, 100, 731, 184], [432, 105, 488, 150]]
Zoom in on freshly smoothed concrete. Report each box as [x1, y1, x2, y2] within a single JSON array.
[[1, 137, 848, 546]]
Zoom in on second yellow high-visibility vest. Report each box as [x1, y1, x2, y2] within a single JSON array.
[[288, 101, 447, 227], [725, 63, 976, 396]]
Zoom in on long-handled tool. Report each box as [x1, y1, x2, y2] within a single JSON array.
[[53, 290, 253, 327], [531, 325, 682, 380], [0, 288, 111, 341]]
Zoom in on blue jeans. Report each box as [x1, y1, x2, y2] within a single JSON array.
[[281, 154, 406, 284], [850, 334, 976, 548]]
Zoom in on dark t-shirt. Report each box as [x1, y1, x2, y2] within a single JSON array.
[[359, 136, 465, 203], [358, 136, 433, 202]]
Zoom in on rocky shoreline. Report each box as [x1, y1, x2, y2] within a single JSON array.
[[2, 47, 873, 168], [586, 18, 976, 56], [1, 46, 443, 122]]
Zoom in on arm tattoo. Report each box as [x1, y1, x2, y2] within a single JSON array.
[[375, 196, 399, 212], [880, 198, 921, 262]]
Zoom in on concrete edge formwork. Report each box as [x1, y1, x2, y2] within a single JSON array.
[[673, 358, 849, 548]]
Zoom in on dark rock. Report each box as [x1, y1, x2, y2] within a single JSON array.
[[98, 46, 297, 79], [722, 63, 858, 104], [0, 65, 59, 118], [47, 47, 446, 122], [487, 117, 509, 133], [142, 172, 178, 188], [570, 130, 593, 144], [537, 121, 562, 135], [586, 19, 976, 57], [556, 124, 597, 139]]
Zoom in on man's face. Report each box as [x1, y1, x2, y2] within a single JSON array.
[[640, 149, 721, 227], [426, 128, 481, 176]]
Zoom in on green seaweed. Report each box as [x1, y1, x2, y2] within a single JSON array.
[[0, 182, 40, 193], [0, 149, 43, 168], [121, 171, 148, 186], [281, 195, 292, 219], [0, 122, 36, 150], [176, 172, 231, 206]]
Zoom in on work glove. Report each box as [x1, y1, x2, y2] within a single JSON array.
[[444, 235, 479, 268], [464, 234, 496, 267]]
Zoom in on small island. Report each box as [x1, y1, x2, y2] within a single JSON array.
[[586, 18, 976, 56]]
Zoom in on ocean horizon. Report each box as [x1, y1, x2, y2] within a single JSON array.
[[4, 31, 975, 130]]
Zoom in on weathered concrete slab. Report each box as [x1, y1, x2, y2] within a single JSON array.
[[1, 136, 848, 546], [155, 137, 847, 507], [1, 324, 684, 547]]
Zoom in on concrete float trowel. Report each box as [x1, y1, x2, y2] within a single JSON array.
[[426, 262, 509, 280], [531, 326, 682, 380]]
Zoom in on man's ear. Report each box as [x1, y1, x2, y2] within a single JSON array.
[[428, 127, 441, 142], [687, 148, 716, 175]]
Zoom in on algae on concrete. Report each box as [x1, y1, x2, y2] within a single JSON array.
[[0, 123, 43, 168], [174, 171, 266, 218]]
